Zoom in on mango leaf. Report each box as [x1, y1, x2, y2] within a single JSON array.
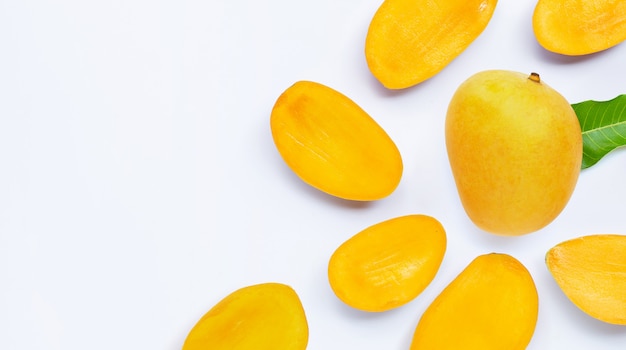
[[572, 94, 626, 169]]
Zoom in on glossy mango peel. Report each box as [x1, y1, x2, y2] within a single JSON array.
[[446, 70, 582, 235]]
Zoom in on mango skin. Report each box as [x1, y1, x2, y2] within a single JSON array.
[[271, 81, 403, 201], [410, 253, 539, 350], [546, 234, 626, 325], [328, 215, 446, 312], [365, 0, 498, 89], [445, 70, 582, 235], [533, 0, 626, 55], [182, 283, 308, 350]]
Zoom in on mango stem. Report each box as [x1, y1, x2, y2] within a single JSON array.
[[529, 72, 540, 83]]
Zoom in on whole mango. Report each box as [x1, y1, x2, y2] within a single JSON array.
[[445, 70, 582, 235]]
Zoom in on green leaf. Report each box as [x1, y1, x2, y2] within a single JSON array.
[[572, 94, 626, 169]]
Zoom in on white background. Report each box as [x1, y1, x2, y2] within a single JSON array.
[[1, 0, 625, 349]]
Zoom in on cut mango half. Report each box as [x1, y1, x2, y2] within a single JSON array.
[[271, 81, 402, 201], [328, 214, 446, 312], [183, 283, 308, 350], [546, 234, 626, 325], [533, 0, 626, 55], [410, 253, 538, 349], [365, 0, 498, 89]]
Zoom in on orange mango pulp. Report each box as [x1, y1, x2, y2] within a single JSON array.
[[271, 81, 402, 201], [533, 0, 626, 55], [410, 253, 538, 349], [547, 234, 626, 325], [183, 283, 308, 350], [328, 215, 446, 312], [365, 0, 498, 89]]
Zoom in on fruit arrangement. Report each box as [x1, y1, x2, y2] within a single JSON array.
[[183, 1, 626, 349], [4, 1, 626, 349]]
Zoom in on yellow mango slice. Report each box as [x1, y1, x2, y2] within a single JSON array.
[[365, 0, 498, 89], [183, 283, 308, 350], [546, 234, 626, 325], [270, 80, 403, 201], [410, 253, 538, 350], [533, 0, 626, 55], [328, 214, 446, 312]]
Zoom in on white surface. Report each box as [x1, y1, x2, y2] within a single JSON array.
[[1, 1, 625, 349]]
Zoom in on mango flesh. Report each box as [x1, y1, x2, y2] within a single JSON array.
[[546, 234, 626, 325], [182, 283, 308, 350], [365, 0, 498, 89], [410, 253, 539, 350], [328, 214, 446, 312], [270, 80, 403, 201], [533, 0, 626, 55], [445, 70, 582, 235]]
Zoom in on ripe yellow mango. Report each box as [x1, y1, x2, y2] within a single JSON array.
[[182, 283, 308, 350], [445, 70, 582, 235], [328, 215, 446, 312], [271, 81, 403, 201], [365, 0, 498, 89], [410, 253, 539, 350], [546, 234, 626, 325], [533, 0, 626, 55]]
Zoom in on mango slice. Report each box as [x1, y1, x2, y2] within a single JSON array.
[[546, 234, 626, 325], [182, 283, 308, 350], [410, 253, 538, 350], [270, 80, 403, 201], [328, 214, 446, 312], [533, 0, 626, 55], [365, 0, 498, 89]]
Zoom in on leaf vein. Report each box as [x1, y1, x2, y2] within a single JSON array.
[[573, 95, 626, 169]]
